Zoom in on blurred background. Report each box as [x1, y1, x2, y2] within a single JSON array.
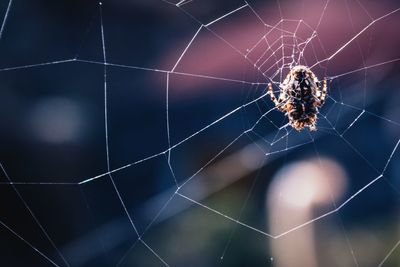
[[0, 0, 399, 266]]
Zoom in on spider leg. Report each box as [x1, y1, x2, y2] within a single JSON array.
[[267, 83, 280, 107], [319, 78, 327, 105]]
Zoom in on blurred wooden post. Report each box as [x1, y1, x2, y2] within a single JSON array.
[[266, 158, 347, 267]]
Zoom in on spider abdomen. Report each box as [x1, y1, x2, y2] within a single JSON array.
[[267, 65, 327, 131], [286, 97, 318, 131]]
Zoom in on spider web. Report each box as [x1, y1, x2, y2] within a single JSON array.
[[0, 0, 399, 266]]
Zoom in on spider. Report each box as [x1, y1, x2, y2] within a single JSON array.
[[267, 65, 327, 131]]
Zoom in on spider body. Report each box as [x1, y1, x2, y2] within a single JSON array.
[[267, 65, 327, 131]]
